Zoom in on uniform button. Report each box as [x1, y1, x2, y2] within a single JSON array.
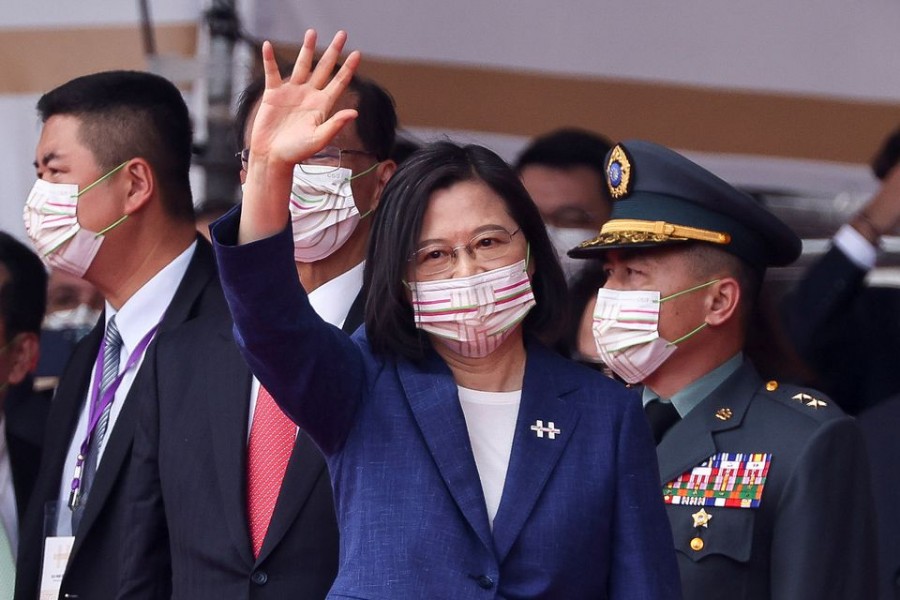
[[690, 537, 704, 551], [475, 575, 494, 589], [251, 570, 268, 585]]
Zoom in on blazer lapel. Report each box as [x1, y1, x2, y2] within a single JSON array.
[[398, 352, 494, 552], [491, 343, 580, 562], [71, 242, 220, 554], [656, 360, 757, 484], [207, 327, 256, 565]]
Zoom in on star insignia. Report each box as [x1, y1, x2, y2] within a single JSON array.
[[792, 392, 826, 409], [691, 507, 713, 528]]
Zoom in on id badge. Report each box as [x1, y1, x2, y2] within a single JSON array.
[[39, 536, 74, 599]]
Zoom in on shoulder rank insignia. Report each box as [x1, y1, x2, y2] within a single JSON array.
[[792, 392, 826, 409], [663, 452, 771, 508]]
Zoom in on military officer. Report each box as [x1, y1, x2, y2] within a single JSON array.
[[569, 140, 877, 600]]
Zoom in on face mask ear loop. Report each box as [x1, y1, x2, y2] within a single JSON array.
[[348, 161, 380, 182], [666, 322, 709, 347], [94, 214, 129, 238], [525, 242, 531, 271], [358, 208, 375, 220], [77, 160, 130, 197], [658, 278, 720, 304]]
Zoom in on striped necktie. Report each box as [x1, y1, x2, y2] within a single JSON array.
[[72, 315, 122, 533]]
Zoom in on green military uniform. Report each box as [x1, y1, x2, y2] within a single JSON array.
[[570, 140, 877, 599]]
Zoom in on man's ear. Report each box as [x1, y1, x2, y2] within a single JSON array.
[[6, 333, 39, 386], [121, 158, 156, 215], [368, 159, 397, 212], [705, 277, 741, 327]]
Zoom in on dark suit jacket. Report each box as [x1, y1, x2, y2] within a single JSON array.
[[117, 287, 363, 599], [5, 377, 51, 524], [858, 394, 900, 600], [212, 218, 682, 599], [14, 239, 225, 600], [783, 245, 900, 413], [658, 360, 877, 599]]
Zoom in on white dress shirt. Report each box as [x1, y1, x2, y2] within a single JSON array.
[[55, 242, 196, 537], [834, 223, 877, 270]]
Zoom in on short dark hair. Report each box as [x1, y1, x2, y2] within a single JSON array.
[[514, 128, 613, 179], [0, 232, 48, 340], [364, 141, 568, 360], [872, 126, 900, 180], [684, 243, 762, 329], [37, 70, 195, 222], [234, 71, 397, 161]]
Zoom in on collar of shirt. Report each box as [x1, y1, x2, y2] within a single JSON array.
[[643, 352, 744, 418], [307, 261, 365, 330], [104, 241, 197, 352]]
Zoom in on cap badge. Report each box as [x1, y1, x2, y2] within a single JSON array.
[[606, 144, 633, 199]]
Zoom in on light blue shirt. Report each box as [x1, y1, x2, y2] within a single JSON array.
[[643, 352, 744, 418]]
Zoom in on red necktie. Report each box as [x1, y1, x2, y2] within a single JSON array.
[[247, 385, 296, 558]]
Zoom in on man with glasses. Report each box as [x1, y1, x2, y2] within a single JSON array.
[[120, 66, 397, 599]]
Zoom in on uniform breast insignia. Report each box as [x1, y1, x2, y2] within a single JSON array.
[[663, 452, 772, 508], [792, 392, 827, 409]]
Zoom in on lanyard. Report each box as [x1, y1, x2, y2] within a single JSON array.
[[67, 321, 160, 510]]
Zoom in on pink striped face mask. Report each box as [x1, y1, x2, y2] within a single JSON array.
[[407, 259, 536, 358], [591, 280, 718, 383]]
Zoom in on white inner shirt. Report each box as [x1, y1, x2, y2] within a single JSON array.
[[457, 386, 521, 529], [55, 242, 196, 537], [247, 261, 365, 437]]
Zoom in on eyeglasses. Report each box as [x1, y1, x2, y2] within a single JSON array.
[[235, 145, 375, 173], [409, 227, 522, 276]]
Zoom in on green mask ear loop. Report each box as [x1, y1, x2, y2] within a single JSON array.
[[658, 278, 720, 303], [76, 160, 131, 238], [347, 161, 380, 182], [525, 242, 531, 270], [76, 160, 130, 197], [658, 278, 720, 347], [94, 214, 129, 237], [666, 322, 709, 347]]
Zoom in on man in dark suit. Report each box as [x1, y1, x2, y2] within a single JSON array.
[[15, 71, 226, 600], [118, 70, 397, 598], [569, 140, 877, 599], [0, 232, 49, 596], [783, 128, 900, 414]]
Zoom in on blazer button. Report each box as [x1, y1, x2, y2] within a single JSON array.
[[475, 575, 494, 589], [251, 570, 268, 585]]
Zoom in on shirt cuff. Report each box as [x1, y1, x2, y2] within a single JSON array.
[[833, 224, 877, 271]]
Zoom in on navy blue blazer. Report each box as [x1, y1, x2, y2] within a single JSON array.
[[212, 215, 681, 600]]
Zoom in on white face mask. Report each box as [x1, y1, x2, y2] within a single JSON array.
[[545, 224, 596, 282], [43, 304, 102, 333], [407, 259, 536, 359], [591, 281, 716, 384], [288, 163, 377, 262], [23, 162, 129, 278]]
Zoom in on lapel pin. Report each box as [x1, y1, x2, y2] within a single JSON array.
[[530, 420, 561, 440], [715, 407, 733, 421]]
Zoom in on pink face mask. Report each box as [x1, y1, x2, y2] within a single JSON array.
[[591, 280, 717, 383], [407, 259, 536, 358]]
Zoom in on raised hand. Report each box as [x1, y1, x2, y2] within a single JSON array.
[[239, 30, 360, 245]]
